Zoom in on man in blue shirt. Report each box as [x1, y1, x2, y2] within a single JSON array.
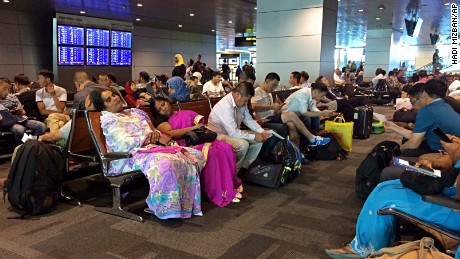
[[384, 79, 460, 155]]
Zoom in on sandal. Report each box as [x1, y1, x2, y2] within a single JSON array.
[[325, 244, 361, 259]]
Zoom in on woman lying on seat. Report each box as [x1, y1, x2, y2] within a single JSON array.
[[89, 89, 203, 219], [150, 96, 243, 206], [326, 136, 460, 258]]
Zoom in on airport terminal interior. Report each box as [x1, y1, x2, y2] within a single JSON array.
[[0, 0, 459, 258]]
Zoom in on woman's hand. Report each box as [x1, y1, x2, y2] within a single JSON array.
[[158, 135, 172, 146], [417, 155, 454, 170], [143, 131, 161, 146]]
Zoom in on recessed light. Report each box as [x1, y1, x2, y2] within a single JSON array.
[[358, 9, 363, 12], [136, 18, 141, 21], [3, 0, 9, 3], [400, 27, 403, 30], [445, 2, 450, 5], [178, 24, 182, 28], [228, 21, 232, 24], [376, 17, 381, 20], [347, 30, 351, 33], [190, 13, 194, 16], [137, 3, 143, 7], [254, 7, 257, 10], [211, 29, 215, 32], [80, 11, 85, 14]]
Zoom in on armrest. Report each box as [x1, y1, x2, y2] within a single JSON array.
[[422, 195, 460, 211], [104, 152, 132, 160]]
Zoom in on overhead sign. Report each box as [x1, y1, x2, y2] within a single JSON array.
[[235, 36, 256, 47]]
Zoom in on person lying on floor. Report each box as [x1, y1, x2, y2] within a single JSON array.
[[89, 88, 204, 220], [384, 79, 460, 157], [150, 96, 243, 206], [326, 135, 460, 258]]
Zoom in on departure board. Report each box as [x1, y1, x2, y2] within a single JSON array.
[[111, 30, 132, 48], [58, 46, 84, 65], [86, 48, 109, 65], [86, 28, 110, 47], [111, 49, 132, 66], [58, 25, 84, 45]]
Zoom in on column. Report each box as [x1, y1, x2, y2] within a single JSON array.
[[256, 0, 337, 87], [364, 29, 401, 80]]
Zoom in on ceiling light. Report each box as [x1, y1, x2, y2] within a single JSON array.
[[358, 9, 363, 12], [137, 3, 143, 7], [347, 30, 351, 33], [445, 2, 450, 5], [212, 29, 215, 32], [377, 4, 385, 14], [190, 13, 194, 16], [228, 21, 232, 24], [400, 27, 403, 30], [376, 17, 381, 20], [178, 24, 182, 28], [254, 7, 257, 10], [136, 18, 141, 21], [80, 11, 85, 14], [3, 0, 9, 2]]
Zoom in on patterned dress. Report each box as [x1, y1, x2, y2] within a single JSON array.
[[100, 108, 203, 219]]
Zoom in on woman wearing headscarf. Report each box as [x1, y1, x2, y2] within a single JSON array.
[[167, 76, 190, 103], [124, 80, 151, 106], [173, 54, 187, 80]]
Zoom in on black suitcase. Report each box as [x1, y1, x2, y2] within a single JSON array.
[[353, 105, 373, 138]]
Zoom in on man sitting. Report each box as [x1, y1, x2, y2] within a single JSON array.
[[287, 71, 301, 90], [207, 81, 271, 171], [0, 77, 46, 143], [384, 79, 460, 157], [252, 72, 330, 147], [35, 69, 69, 133], [333, 69, 345, 86], [73, 71, 109, 110], [299, 71, 310, 88], [202, 71, 226, 98]]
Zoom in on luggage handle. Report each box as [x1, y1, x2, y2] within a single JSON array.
[[332, 114, 346, 123]]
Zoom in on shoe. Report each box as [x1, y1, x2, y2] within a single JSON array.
[[144, 207, 153, 214], [309, 136, 330, 147], [325, 244, 361, 259], [235, 193, 242, 199], [232, 198, 241, 203]]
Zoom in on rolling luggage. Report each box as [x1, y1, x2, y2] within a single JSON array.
[[353, 105, 373, 138]]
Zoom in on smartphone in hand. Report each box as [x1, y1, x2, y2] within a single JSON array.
[[433, 127, 453, 143]]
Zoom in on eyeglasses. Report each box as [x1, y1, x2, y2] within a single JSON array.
[[410, 98, 419, 105]]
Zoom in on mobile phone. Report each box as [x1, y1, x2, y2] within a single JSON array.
[[433, 127, 452, 143]]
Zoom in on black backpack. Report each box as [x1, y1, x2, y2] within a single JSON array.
[[4, 140, 65, 216], [306, 132, 348, 160], [355, 141, 401, 200]]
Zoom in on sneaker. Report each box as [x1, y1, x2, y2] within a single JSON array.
[[309, 136, 330, 147], [232, 198, 241, 203], [235, 193, 242, 199]]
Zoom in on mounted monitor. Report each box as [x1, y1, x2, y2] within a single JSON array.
[[57, 25, 84, 45], [58, 46, 84, 65], [86, 48, 109, 66], [111, 49, 132, 66], [86, 28, 109, 47], [111, 30, 132, 48]]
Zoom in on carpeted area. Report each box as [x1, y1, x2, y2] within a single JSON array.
[[0, 106, 400, 258]]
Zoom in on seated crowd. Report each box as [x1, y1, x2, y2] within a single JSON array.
[[1, 63, 460, 257]]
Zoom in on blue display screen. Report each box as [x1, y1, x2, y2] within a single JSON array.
[[58, 25, 84, 45], [111, 49, 132, 66], [86, 48, 109, 66], [111, 30, 132, 48], [58, 46, 84, 65], [86, 28, 109, 47]]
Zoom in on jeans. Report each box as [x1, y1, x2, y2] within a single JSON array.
[[217, 133, 263, 170], [298, 115, 320, 147], [10, 120, 46, 143]]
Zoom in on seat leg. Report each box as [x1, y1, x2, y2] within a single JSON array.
[[60, 188, 82, 207], [96, 186, 144, 222]]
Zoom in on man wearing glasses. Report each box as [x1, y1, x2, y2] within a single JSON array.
[[384, 79, 460, 157]]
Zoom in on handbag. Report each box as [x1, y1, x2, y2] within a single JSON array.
[[183, 126, 217, 146], [325, 115, 354, 151], [400, 167, 459, 195], [0, 109, 18, 129], [367, 237, 452, 258]]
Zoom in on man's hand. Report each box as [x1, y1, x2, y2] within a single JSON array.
[[271, 103, 282, 111], [256, 119, 266, 127], [46, 84, 56, 96], [384, 121, 398, 130], [261, 130, 272, 140], [321, 110, 333, 117], [254, 133, 265, 143]]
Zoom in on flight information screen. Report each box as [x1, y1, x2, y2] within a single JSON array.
[[86, 28, 109, 47], [111, 30, 132, 48], [111, 49, 132, 66], [58, 46, 84, 65], [57, 25, 84, 45], [86, 48, 109, 66]]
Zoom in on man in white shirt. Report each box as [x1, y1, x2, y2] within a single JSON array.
[[282, 83, 334, 146], [371, 68, 386, 86], [208, 81, 272, 171], [202, 71, 226, 98], [252, 73, 331, 147], [333, 69, 345, 86], [35, 69, 69, 132], [300, 71, 310, 88]]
